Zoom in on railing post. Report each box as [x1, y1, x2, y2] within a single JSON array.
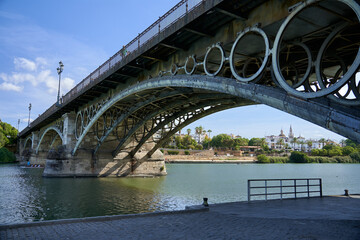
[[158, 17, 161, 34], [307, 179, 310, 198], [280, 180, 283, 200], [294, 179, 297, 199], [265, 180, 267, 201], [247, 180, 250, 202], [319, 178, 323, 197]]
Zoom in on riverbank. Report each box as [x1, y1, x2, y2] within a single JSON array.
[[164, 154, 256, 163], [1, 196, 359, 239]]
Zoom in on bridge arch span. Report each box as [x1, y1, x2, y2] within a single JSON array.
[[72, 75, 360, 156], [35, 126, 64, 154], [23, 136, 32, 149]]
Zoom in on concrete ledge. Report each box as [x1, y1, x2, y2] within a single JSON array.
[[0, 206, 209, 230]]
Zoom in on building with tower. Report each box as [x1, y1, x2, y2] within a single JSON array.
[[265, 126, 324, 152]]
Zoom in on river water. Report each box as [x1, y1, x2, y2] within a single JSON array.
[[1, 163, 359, 224]]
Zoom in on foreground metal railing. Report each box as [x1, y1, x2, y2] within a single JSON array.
[[247, 178, 322, 202]]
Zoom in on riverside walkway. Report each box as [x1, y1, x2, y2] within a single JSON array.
[[1, 196, 359, 239]]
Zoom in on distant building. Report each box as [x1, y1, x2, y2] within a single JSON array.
[[265, 126, 326, 152]]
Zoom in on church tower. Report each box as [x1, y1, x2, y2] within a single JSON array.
[[289, 125, 294, 138]]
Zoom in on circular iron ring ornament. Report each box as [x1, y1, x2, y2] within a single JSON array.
[[281, 42, 313, 89], [75, 111, 83, 139], [204, 43, 226, 77], [230, 27, 270, 82], [185, 55, 197, 75], [272, 0, 360, 99], [315, 23, 360, 106], [170, 63, 179, 76]]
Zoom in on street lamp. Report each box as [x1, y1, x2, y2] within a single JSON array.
[[56, 61, 64, 107], [28, 103, 32, 126], [17, 119, 20, 131]]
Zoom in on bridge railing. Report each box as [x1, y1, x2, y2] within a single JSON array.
[[247, 178, 323, 202], [60, 0, 203, 105]]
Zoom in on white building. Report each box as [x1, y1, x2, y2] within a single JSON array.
[[265, 126, 324, 152]]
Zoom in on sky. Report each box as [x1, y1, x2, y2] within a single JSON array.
[[0, 0, 345, 142]]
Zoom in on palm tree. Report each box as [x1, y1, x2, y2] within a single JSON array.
[[298, 140, 305, 152], [319, 138, 326, 149], [291, 137, 297, 150], [195, 126, 204, 143], [307, 140, 313, 152], [187, 128, 191, 136], [277, 138, 285, 149], [207, 129, 212, 138]]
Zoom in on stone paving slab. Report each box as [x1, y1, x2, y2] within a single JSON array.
[[1, 196, 359, 240]]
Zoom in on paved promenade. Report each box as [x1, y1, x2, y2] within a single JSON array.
[[1, 196, 359, 239]]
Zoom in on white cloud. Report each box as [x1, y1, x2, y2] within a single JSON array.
[[0, 57, 75, 93], [0, 82, 23, 92], [62, 77, 75, 93], [14, 57, 37, 71]]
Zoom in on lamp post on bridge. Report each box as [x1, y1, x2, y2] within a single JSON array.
[[56, 61, 64, 107], [28, 103, 31, 126]]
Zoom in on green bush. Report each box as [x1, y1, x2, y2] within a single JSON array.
[[342, 146, 355, 156], [289, 151, 310, 163], [184, 150, 190, 155], [0, 147, 16, 163], [269, 157, 289, 163], [257, 154, 269, 163], [334, 156, 353, 163], [195, 144, 203, 150], [350, 152, 360, 163], [167, 150, 179, 155]]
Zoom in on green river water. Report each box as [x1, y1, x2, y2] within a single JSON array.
[[0, 163, 359, 224]]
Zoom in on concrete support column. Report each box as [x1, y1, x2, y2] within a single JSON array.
[[31, 131, 39, 150], [62, 112, 77, 155]]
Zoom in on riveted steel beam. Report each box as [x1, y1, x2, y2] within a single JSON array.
[[112, 95, 237, 157]]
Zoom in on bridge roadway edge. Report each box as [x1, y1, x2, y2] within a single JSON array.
[[0, 196, 359, 239]]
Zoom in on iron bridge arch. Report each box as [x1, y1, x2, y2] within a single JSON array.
[[72, 75, 360, 159]]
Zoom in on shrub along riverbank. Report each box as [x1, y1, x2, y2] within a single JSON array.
[[0, 147, 16, 163], [257, 151, 360, 164]]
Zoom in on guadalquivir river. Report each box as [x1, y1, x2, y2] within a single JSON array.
[[1, 163, 359, 224]]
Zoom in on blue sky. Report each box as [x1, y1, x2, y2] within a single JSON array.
[[0, 0, 344, 141]]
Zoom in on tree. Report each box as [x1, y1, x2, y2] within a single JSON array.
[[195, 126, 204, 143], [277, 138, 285, 149], [233, 137, 249, 147], [290, 137, 297, 150], [298, 140, 305, 151], [342, 146, 355, 155], [186, 128, 191, 136], [202, 136, 211, 149], [210, 134, 234, 149], [207, 129, 212, 138], [306, 140, 313, 152], [248, 138, 264, 146], [344, 139, 359, 148], [257, 154, 269, 163], [319, 138, 326, 149], [289, 151, 310, 163], [0, 121, 18, 148]]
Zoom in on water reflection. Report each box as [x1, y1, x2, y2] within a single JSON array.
[[1, 163, 360, 224]]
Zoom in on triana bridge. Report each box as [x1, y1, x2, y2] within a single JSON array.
[[18, 0, 360, 177]]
